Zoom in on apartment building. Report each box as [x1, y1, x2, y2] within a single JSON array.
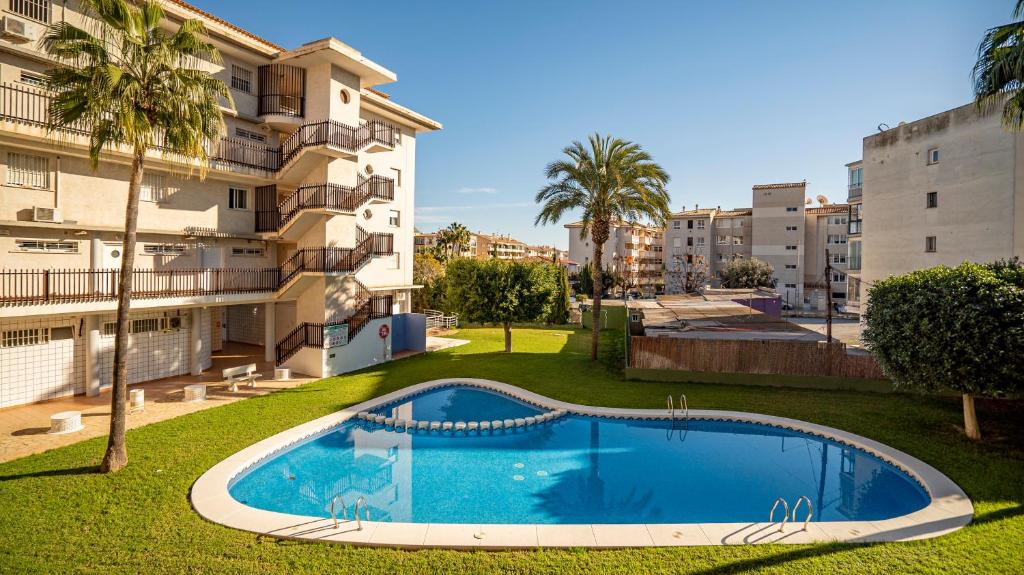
[[413, 232, 478, 258], [752, 182, 807, 305], [664, 207, 754, 289], [856, 101, 1024, 308], [0, 1, 440, 408], [803, 205, 850, 310], [565, 221, 664, 294], [476, 233, 526, 260]]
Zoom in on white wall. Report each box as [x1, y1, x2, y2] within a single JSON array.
[[0, 316, 84, 408]]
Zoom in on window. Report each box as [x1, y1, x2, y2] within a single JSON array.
[[9, 0, 50, 23], [849, 167, 863, 188], [16, 239, 77, 253], [784, 283, 797, 288], [687, 220, 693, 229], [717, 235, 729, 245], [832, 253, 847, 264], [228, 187, 248, 210], [390, 167, 402, 188], [785, 245, 798, 251], [786, 207, 799, 212], [926, 191, 938, 209], [19, 71, 46, 87], [696, 220, 705, 230], [102, 322, 117, 336], [6, 152, 49, 188], [733, 236, 743, 245], [785, 264, 797, 269], [927, 148, 940, 165], [234, 127, 266, 142], [140, 172, 166, 203], [231, 246, 265, 257], [833, 272, 847, 282], [686, 237, 693, 247], [672, 221, 680, 229], [925, 236, 937, 252], [828, 234, 848, 245], [786, 225, 798, 231], [131, 318, 162, 333], [830, 216, 848, 225], [1, 328, 49, 347], [230, 64, 253, 93], [630, 313, 640, 322], [143, 244, 186, 255], [695, 237, 705, 246], [388, 209, 400, 227]]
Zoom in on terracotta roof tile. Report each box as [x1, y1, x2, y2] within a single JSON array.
[[752, 182, 807, 190], [168, 0, 283, 52], [806, 204, 850, 214]]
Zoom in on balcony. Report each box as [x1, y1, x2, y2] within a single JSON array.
[[0, 83, 399, 177], [257, 64, 306, 131], [848, 183, 863, 201], [276, 293, 393, 363]]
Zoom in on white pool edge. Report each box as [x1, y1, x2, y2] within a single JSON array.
[[190, 378, 974, 549]]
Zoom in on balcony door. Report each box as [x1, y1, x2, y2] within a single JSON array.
[[93, 243, 123, 297], [200, 246, 223, 292]]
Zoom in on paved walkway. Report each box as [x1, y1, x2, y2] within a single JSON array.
[[0, 336, 470, 464]]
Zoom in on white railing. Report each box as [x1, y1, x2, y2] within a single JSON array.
[[424, 309, 458, 329]]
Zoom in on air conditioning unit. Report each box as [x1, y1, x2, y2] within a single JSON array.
[[32, 206, 62, 223], [0, 16, 37, 42]]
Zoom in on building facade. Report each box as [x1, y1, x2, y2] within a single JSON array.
[[803, 205, 850, 310], [0, 1, 440, 408], [857, 102, 1024, 303], [565, 221, 664, 294], [751, 182, 808, 305]]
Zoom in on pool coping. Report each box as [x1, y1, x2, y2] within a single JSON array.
[[190, 378, 974, 549]]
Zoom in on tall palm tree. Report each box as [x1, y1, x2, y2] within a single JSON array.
[[535, 134, 670, 360], [437, 221, 471, 261], [974, 0, 1024, 129], [42, 0, 230, 473]]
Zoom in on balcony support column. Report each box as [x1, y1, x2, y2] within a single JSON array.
[[85, 315, 101, 397], [264, 302, 276, 363], [190, 308, 203, 376]]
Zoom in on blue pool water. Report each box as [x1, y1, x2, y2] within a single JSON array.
[[229, 386, 930, 524]]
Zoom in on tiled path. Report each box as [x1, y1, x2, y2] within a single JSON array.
[[0, 337, 469, 463]]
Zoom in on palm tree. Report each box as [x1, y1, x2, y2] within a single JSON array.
[[436, 221, 471, 261], [973, 0, 1024, 129], [42, 0, 230, 473], [535, 134, 671, 360]]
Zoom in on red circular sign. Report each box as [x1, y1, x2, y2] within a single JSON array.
[[378, 324, 390, 339]]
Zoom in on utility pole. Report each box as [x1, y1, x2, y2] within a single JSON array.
[[825, 248, 833, 343]]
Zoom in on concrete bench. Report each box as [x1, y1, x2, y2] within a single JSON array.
[[223, 363, 262, 392]]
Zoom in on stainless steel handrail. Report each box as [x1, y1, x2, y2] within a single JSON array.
[[769, 497, 790, 532], [792, 496, 814, 531], [679, 394, 688, 419], [330, 494, 348, 529], [353, 496, 370, 530]]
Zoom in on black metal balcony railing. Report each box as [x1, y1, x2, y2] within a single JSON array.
[[257, 64, 306, 118], [276, 175, 396, 229], [0, 83, 400, 174], [276, 294, 394, 363], [0, 267, 281, 306], [277, 231, 394, 287]]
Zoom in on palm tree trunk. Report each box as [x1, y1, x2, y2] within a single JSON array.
[[962, 393, 981, 441], [503, 321, 512, 352], [100, 147, 145, 473], [590, 237, 605, 361]]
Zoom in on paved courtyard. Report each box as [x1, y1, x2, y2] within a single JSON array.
[[786, 317, 865, 347]]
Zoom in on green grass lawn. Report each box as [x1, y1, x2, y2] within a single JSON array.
[[0, 326, 1022, 574]]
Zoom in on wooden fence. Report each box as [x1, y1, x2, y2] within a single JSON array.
[[629, 336, 885, 379]]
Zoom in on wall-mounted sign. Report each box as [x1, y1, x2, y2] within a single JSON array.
[[324, 324, 349, 348]]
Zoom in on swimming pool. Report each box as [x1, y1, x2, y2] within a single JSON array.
[[193, 379, 973, 548]]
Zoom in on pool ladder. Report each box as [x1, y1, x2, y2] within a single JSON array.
[[330, 495, 371, 530], [769, 496, 814, 532], [667, 394, 688, 422]]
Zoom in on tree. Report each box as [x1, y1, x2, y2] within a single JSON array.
[[412, 252, 445, 312], [42, 0, 229, 472], [667, 253, 709, 294], [546, 266, 571, 324], [973, 1, 1024, 130], [862, 261, 1024, 440], [436, 222, 472, 262], [536, 135, 670, 360], [445, 258, 554, 352], [719, 257, 775, 289]]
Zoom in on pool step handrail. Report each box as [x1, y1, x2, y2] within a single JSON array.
[[667, 395, 674, 419], [792, 496, 814, 531], [353, 496, 370, 530], [769, 497, 790, 532], [330, 494, 348, 529], [667, 394, 689, 421]]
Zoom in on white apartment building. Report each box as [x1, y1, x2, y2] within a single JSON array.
[[0, 1, 440, 408], [752, 182, 807, 305], [565, 221, 664, 294], [854, 101, 1023, 310], [845, 160, 864, 311]]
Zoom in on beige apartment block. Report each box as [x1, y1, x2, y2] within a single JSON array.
[[859, 102, 1024, 302], [752, 182, 807, 306], [565, 220, 664, 294], [475, 232, 526, 260], [803, 205, 850, 310], [0, 1, 440, 408]]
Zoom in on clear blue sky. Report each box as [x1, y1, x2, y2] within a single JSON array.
[[208, 0, 1010, 248]]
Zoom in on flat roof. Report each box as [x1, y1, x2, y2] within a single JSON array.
[[639, 295, 825, 342]]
